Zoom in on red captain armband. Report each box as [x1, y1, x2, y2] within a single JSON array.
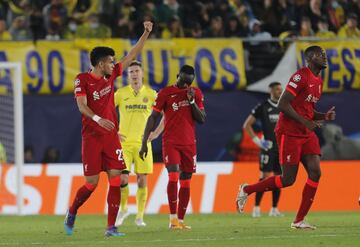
[[152, 106, 161, 112], [286, 87, 297, 96]]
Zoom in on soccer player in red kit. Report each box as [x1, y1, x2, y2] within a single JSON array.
[[236, 46, 336, 229], [139, 65, 206, 229], [64, 21, 153, 237]]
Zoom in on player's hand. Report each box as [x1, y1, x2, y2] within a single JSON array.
[[118, 134, 126, 142], [98, 118, 115, 131], [253, 137, 272, 151], [139, 143, 148, 160], [144, 21, 153, 33], [187, 87, 195, 102], [325, 106, 336, 121], [148, 131, 159, 142], [303, 119, 321, 130]]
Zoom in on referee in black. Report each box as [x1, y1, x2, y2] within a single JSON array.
[[243, 82, 284, 217]]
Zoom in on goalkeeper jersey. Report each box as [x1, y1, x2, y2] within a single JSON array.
[[114, 85, 157, 144]]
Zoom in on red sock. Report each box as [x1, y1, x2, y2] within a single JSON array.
[[107, 176, 121, 227], [167, 172, 179, 215], [294, 178, 319, 223], [69, 183, 96, 215], [244, 176, 283, 195], [178, 179, 191, 220]]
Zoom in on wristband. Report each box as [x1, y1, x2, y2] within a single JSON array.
[[189, 99, 195, 105], [92, 115, 101, 123]]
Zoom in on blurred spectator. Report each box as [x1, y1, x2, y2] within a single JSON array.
[[326, 0, 345, 31], [63, 17, 78, 39], [75, 14, 111, 39], [299, 16, 315, 37], [0, 19, 12, 40], [337, 13, 360, 38], [24, 145, 34, 163], [42, 146, 59, 163], [155, 0, 181, 30], [343, 0, 360, 23], [224, 15, 242, 37], [215, 1, 235, 22], [110, 0, 136, 38], [238, 14, 250, 37], [161, 15, 184, 38], [204, 16, 224, 37], [29, 5, 46, 41], [187, 22, 202, 38], [9, 15, 30, 40], [43, 0, 68, 39], [315, 17, 336, 38], [248, 19, 272, 45], [68, 0, 98, 23], [302, 0, 326, 32], [0, 141, 7, 163]]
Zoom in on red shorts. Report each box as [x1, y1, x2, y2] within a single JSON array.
[[82, 132, 126, 176], [162, 144, 197, 173], [276, 132, 321, 165]]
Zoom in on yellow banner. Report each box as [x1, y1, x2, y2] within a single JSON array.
[[296, 41, 360, 92], [0, 39, 246, 94]]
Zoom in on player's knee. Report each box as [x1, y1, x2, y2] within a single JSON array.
[[180, 172, 192, 180], [166, 164, 180, 173], [309, 170, 321, 182], [281, 176, 296, 187], [168, 172, 179, 182], [109, 175, 121, 187], [137, 174, 147, 187], [121, 173, 129, 185]]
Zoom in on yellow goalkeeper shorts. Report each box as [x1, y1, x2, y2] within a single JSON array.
[[122, 143, 153, 174]]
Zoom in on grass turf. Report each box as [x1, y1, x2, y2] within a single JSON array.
[[0, 212, 359, 247]]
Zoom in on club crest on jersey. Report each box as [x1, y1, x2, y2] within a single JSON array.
[[93, 91, 100, 100], [293, 74, 301, 82], [143, 97, 149, 103], [74, 78, 80, 86]]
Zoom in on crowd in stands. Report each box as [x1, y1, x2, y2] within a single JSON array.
[[0, 0, 359, 41]]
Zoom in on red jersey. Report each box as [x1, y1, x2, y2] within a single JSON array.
[[74, 63, 122, 137], [153, 85, 204, 146], [275, 67, 323, 136]]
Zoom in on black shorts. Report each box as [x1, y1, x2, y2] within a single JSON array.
[[259, 151, 282, 174]]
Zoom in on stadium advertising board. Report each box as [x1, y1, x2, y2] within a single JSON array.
[[0, 39, 246, 94], [0, 162, 359, 215], [296, 41, 360, 92]]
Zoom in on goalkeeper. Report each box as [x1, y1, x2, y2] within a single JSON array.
[[242, 82, 284, 218]]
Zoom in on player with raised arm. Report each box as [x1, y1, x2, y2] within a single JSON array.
[[237, 46, 336, 229], [114, 60, 163, 227], [243, 82, 283, 217], [64, 21, 153, 237], [139, 65, 206, 230]]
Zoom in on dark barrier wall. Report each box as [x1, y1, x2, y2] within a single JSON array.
[[24, 91, 360, 163]]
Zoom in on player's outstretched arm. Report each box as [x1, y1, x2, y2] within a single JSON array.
[[278, 91, 320, 131], [76, 96, 115, 131], [139, 110, 161, 160], [120, 21, 153, 69]]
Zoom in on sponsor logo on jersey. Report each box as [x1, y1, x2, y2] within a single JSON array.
[[93, 91, 100, 100], [99, 85, 111, 97], [269, 114, 279, 122], [125, 104, 147, 110], [305, 94, 319, 103], [172, 100, 190, 111], [293, 74, 301, 82]]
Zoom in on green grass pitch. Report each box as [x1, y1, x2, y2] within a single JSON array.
[[0, 212, 359, 247]]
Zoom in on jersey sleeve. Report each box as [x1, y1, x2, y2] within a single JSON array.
[[286, 71, 306, 97], [153, 89, 166, 112], [251, 103, 262, 119], [195, 88, 205, 110], [114, 89, 121, 106], [112, 63, 123, 78], [74, 75, 86, 97]]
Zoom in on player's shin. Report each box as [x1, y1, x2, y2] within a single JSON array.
[[178, 179, 191, 221], [136, 186, 148, 220], [120, 183, 129, 213], [294, 178, 319, 223], [107, 176, 121, 227], [69, 182, 97, 215], [167, 172, 179, 216]]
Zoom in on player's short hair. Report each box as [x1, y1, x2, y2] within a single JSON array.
[[268, 82, 281, 88], [90, 46, 115, 66], [304, 45, 322, 61], [179, 65, 194, 75], [129, 60, 142, 68]]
